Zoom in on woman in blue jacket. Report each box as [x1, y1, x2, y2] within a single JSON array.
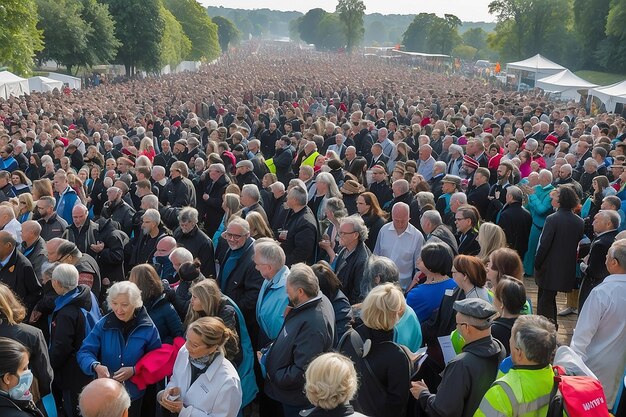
[[77, 281, 161, 417]]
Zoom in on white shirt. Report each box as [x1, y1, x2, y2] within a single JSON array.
[[570, 273, 626, 407], [3, 218, 22, 244], [373, 222, 424, 290]]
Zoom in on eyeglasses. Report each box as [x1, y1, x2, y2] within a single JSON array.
[[222, 231, 246, 240], [338, 231, 357, 237], [454, 217, 466, 222]]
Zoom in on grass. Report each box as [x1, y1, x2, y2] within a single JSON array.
[[575, 70, 626, 86]]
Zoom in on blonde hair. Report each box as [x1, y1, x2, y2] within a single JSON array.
[[0, 283, 26, 325], [477, 222, 507, 263], [185, 279, 222, 327], [187, 317, 238, 356], [360, 283, 404, 330], [305, 352, 358, 410], [246, 211, 274, 239]]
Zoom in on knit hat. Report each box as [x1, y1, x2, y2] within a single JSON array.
[[340, 180, 366, 195], [463, 155, 479, 170], [544, 135, 558, 147]]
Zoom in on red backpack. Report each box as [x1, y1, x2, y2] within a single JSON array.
[[546, 365, 609, 417]]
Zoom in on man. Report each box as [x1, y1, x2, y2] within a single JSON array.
[[577, 210, 619, 310], [411, 298, 505, 417], [63, 204, 97, 254], [376, 127, 394, 158], [172, 207, 216, 279], [37, 195, 68, 241], [0, 144, 18, 172], [467, 167, 491, 219], [571, 239, 626, 409], [236, 160, 262, 188], [486, 161, 513, 222], [79, 378, 130, 417], [127, 209, 168, 269], [253, 238, 290, 347], [474, 315, 557, 417], [388, 179, 413, 212], [0, 170, 15, 201], [153, 236, 177, 282], [200, 163, 230, 236], [218, 217, 264, 330], [374, 202, 424, 290], [0, 204, 21, 243], [417, 144, 436, 180], [428, 161, 446, 199], [369, 164, 393, 208], [20, 220, 47, 281], [101, 187, 135, 236], [279, 183, 319, 266], [151, 165, 169, 206], [260, 121, 282, 158], [153, 139, 177, 175], [54, 170, 80, 224], [420, 210, 458, 255], [241, 184, 268, 223], [332, 216, 371, 304], [164, 161, 191, 208], [0, 231, 41, 313], [369, 143, 389, 169], [262, 263, 334, 417], [456, 205, 481, 256], [496, 186, 532, 258]]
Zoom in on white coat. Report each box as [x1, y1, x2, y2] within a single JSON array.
[[164, 347, 242, 417]]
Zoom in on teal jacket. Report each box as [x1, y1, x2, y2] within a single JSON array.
[[394, 306, 423, 351], [256, 266, 290, 347], [525, 184, 554, 229]]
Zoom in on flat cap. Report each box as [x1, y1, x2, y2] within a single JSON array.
[[441, 174, 461, 187], [453, 298, 497, 320]]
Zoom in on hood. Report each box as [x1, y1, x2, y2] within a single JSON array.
[[96, 217, 116, 234], [54, 284, 93, 312], [463, 335, 505, 359]]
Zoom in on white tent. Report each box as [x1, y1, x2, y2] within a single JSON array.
[[535, 70, 597, 101], [28, 76, 64, 93], [506, 54, 566, 89], [589, 80, 626, 113], [47, 72, 82, 90], [0, 71, 29, 99]]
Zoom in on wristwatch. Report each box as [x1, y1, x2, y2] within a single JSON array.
[[91, 362, 101, 372]]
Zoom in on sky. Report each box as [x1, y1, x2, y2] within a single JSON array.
[[199, 0, 496, 22]]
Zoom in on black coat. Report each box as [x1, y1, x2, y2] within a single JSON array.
[[496, 202, 532, 258], [362, 214, 385, 252], [369, 181, 393, 209], [428, 224, 459, 255], [173, 226, 217, 278], [428, 174, 445, 200], [457, 230, 480, 256], [0, 396, 44, 417], [280, 206, 319, 266], [334, 242, 371, 304], [153, 151, 177, 176], [273, 146, 295, 186], [91, 218, 128, 283], [101, 200, 135, 237], [0, 322, 52, 398], [585, 229, 618, 282], [466, 183, 490, 219], [19, 237, 47, 282], [199, 174, 229, 236], [0, 249, 41, 313], [164, 176, 190, 208], [264, 294, 335, 407], [535, 209, 584, 292], [49, 285, 95, 391]]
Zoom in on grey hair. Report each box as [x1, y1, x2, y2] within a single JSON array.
[[450, 192, 467, 205], [107, 281, 143, 309], [270, 181, 285, 193], [39, 195, 57, 208], [289, 184, 308, 206], [512, 315, 556, 366], [393, 179, 409, 195], [598, 210, 621, 230], [340, 215, 369, 241], [241, 184, 261, 203], [316, 172, 341, 199], [539, 169, 553, 182], [79, 380, 131, 417], [299, 165, 314, 177], [142, 208, 161, 224], [227, 216, 250, 234], [152, 165, 165, 176], [449, 144, 464, 156], [52, 263, 79, 291], [325, 197, 347, 219], [287, 263, 320, 298], [415, 191, 435, 209], [253, 238, 286, 270], [169, 247, 193, 263], [434, 161, 447, 172], [178, 207, 199, 224], [142, 194, 159, 209], [507, 186, 523, 203], [421, 209, 442, 227], [362, 255, 400, 294], [209, 163, 226, 174]]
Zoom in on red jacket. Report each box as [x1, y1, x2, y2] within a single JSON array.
[[130, 337, 185, 390]]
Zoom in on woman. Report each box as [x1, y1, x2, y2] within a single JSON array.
[[476, 222, 507, 264], [409, 173, 430, 194], [582, 175, 614, 236], [30, 179, 53, 201], [491, 277, 526, 355], [0, 284, 52, 406], [245, 211, 274, 240], [451, 255, 491, 302], [25, 155, 42, 183], [83, 145, 104, 168], [518, 150, 533, 178], [389, 141, 409, 173], [346, 156, 368, 186], [185, 279, 257, 409], [138, 137, 156, 162], [486, 247, 524, 288], [302, 353, 368, 417], [0, 337, 44, 417], [339, 178, 365, 215], [212, 193, 241, 248], [356, 192, 386, 251], [11, 171, 30, 196], [406, 242, 457, 323], [311, 262, 352, 346], [77, 281, 162, 417], [129, 264, 183, 344], [17, 194, 34, 223], [158, 317, 242, 417], [309, 172, 341, 224], [87, 166, 107, 217], [318, 197, 348, 258], [339, 283, 412, 417]]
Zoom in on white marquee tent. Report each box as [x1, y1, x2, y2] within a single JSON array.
[[589, 80, 626, 113], [28, 76, 64, 93], [506, 54, 566, 89], [47, 72, 82, 90], [0, 71, 29, 99], [535, 70, 597, 101]]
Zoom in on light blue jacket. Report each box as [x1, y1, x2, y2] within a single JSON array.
[[394, 306, 422, 351], [526, 183, 555, 229], [256, 266, 290, 346]]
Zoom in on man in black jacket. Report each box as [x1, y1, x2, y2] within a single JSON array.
[[101, 187, 135, 237], [199, 163, 230, 236], [279, 184, 319, 266], [260, 121, 282, 158], [0, 231, 41, 314], [263, 263, 334, 417], [411, 298, 505, 417], [496, 186, 532, 258], [466, 167, 491, 220], [332, 216, 371, 304], [153, 139, 177, 176], [173, 207, 216, 279], [19, 220, 48, 282]]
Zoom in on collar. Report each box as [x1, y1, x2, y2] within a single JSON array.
[[596, 229, 617, 238], [0, 250, 14, 268]]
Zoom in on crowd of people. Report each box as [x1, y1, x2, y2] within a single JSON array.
[[0, 42, 625, 417]]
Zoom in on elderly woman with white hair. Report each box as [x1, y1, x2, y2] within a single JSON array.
[[77, 281, 161, 417]]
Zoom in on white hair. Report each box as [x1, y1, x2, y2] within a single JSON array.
[[107, 281, 143, 309]]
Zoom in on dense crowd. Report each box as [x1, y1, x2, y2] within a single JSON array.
[[0, 43, 625, 417]]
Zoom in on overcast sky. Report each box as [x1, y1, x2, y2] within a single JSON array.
[[199, 0, 496, 22]]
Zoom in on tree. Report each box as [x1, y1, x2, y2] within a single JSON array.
[[316, 13, 346, 51], [103, 0, 164, 75], [213, 16, 241, 52], [594, 0, 626, 72], [573, 0, 610, 69], [79, 0, 120, 72], [402, 13, 462, 55], [164, 0, 220, 61], [160, 6, 191, 69], [298, 8, 327, 45], [452, 45, 478, 61], [463, 27, 488, 51], [336, 0, 366, 52], [0, 0, 44, 75]]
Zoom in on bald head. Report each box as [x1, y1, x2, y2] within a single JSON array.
[[72, 204, 89, 228], [0, 205, 15, 228], [156, 236, 177, 254], [21, 220, 41, 246], [79, 378, 130, 417], [391, 202, 410, 234], [46, 237, 66, 262]]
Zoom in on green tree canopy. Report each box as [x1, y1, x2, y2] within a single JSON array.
[[164, 0, 220, 61], [452, 45, 478, 61], [0, 0, 44, 75], [160, 5, 191, 69], [402, 13, 462, 55], [336, 0, 366, 52], [463, 27, 488, 51], [316, 13, 346, 51], [297, 8, 327, 45], [213, 16, 241, 52]]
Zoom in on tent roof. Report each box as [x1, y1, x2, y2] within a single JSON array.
[[29, 76, 61, 84], [536, 70, 597, 89], [506, 54, 566, 71], [0, 71, 26, 82], [392, 50, 450, 58], [591, 80, 626, 99]]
